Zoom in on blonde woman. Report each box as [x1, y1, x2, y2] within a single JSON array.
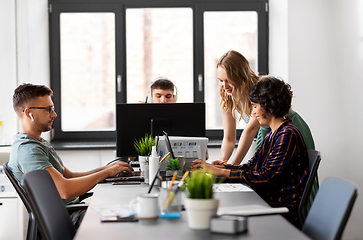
[[215, 50, 314, 165]]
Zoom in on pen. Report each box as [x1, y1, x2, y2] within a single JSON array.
[[179, 171, 189, 183], [159, 152, 170, 164], [147, 152, 171, 194], [145, 96, 148, 103], [147, 168, 161, 193], [215, 160, 228, 165], [168, 171, 178, 191], [164, 171, 189, 209]]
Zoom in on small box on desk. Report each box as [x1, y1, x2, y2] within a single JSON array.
[[210, 215, 248, 234]]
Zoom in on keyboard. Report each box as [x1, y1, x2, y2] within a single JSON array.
[[101, 175, 144, 183]]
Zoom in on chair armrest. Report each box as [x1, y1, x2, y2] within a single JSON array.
[[66, 203, 88, 213], [79, 192, 93, 202]]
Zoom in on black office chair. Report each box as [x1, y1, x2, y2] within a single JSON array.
[[302, 177, 357, 240], [3, 162, 38, 240], [3, 162, 91, 239], [268, 149, 321, 227], [298, 149, 321, 225], [23, 169, 76, 240]]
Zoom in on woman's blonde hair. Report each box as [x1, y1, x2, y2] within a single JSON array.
[[217, 50, 258, 120]]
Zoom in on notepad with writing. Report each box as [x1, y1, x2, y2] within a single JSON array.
[[92, 204, 131, 217], [213, 183, 253, 192], [217, 204, 289, 216]]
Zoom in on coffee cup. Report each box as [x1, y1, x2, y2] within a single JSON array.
[[129, 193, 160, 219]]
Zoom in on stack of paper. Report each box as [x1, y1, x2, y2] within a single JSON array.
[[213, 183, 253, 192]]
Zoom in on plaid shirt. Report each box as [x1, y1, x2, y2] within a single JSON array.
[[226, 118, 309, 206]]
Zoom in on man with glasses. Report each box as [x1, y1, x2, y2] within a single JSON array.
[[9, 83, 133, 228]]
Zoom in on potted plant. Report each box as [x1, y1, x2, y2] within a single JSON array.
[[165, 157, 182, 176], [134, 134, 158, 174], [134, 134, 156, 157], [183, 168, 219, 229]]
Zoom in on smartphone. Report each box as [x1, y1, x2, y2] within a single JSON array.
[[112, 181, 141, 185], [101, 216, 138, 222]]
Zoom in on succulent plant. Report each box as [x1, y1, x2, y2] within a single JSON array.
[[133, 134, 158, 156], [166, 158, 182, 171]]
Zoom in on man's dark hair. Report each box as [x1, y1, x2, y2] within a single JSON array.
[[248, 76, 292, 118], [13, 83, 53, 114], [150, 78, 174, 92]]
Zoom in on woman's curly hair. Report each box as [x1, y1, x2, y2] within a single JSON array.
[[248, 75, 292, 118]]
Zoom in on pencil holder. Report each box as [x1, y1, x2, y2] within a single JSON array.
[[159, 186, 182, 214]]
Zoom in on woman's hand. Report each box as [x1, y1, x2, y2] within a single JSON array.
[[190, 159, 209, 169], [211, 159, 229, 165], [190, 159, 230, 178]]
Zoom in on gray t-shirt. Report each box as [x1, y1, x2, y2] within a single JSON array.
[[8, 133, 79, 205]]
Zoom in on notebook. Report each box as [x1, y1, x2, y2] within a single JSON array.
[[217, 204, 289, 216]]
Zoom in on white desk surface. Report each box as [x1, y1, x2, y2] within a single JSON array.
[[74, 183, 310, 240]]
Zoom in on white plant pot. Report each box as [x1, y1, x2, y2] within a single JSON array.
[[184, 198, 219, 229], [165, 170, 182, 177], [138, 156, 148, 172]]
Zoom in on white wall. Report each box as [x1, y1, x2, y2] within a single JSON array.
[[0, 0, 51, 142], [270, 0, 363, 239], [2, 0, 363, 239], [0, 1, 17, 143]]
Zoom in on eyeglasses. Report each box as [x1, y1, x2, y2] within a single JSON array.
[[25, 106, 55, 114]]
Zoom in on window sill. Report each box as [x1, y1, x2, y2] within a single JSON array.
[[51, 140, 226, 150], [51, 141, 116, 151]]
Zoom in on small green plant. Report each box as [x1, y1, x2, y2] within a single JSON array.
[[166, 158, 181, 171], [133, 134, 157, 156], [183, 168, 218, 199]]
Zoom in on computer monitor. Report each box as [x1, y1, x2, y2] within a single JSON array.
[[116, 103, 206, 157]]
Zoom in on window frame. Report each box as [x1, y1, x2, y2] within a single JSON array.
[[48, 0, 268, 144]]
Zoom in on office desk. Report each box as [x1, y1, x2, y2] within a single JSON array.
[[74, 183, 310, 240]]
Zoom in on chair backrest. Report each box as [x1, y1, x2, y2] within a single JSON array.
[[23, 169, 76, 240], [302, 177, 357, 240], [3, 162, 32, 212], [3, 162, 39, 240], [298, 149, 321, 224]]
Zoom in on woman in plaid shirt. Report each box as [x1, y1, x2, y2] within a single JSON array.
[[191, 76, 309, 228]]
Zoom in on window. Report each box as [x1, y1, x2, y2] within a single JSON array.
[[49, 0, 268, 143], [204, 11, 258, 130], [60, 13, 116, 132], [126, 8, 193, 103]]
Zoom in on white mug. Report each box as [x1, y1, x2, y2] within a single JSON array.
[[129, 193, 160, 219]]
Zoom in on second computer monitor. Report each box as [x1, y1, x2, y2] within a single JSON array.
[[116, 103, 205, 157]]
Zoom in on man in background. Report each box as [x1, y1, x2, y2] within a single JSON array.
[[147, 78, 177, 103]]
